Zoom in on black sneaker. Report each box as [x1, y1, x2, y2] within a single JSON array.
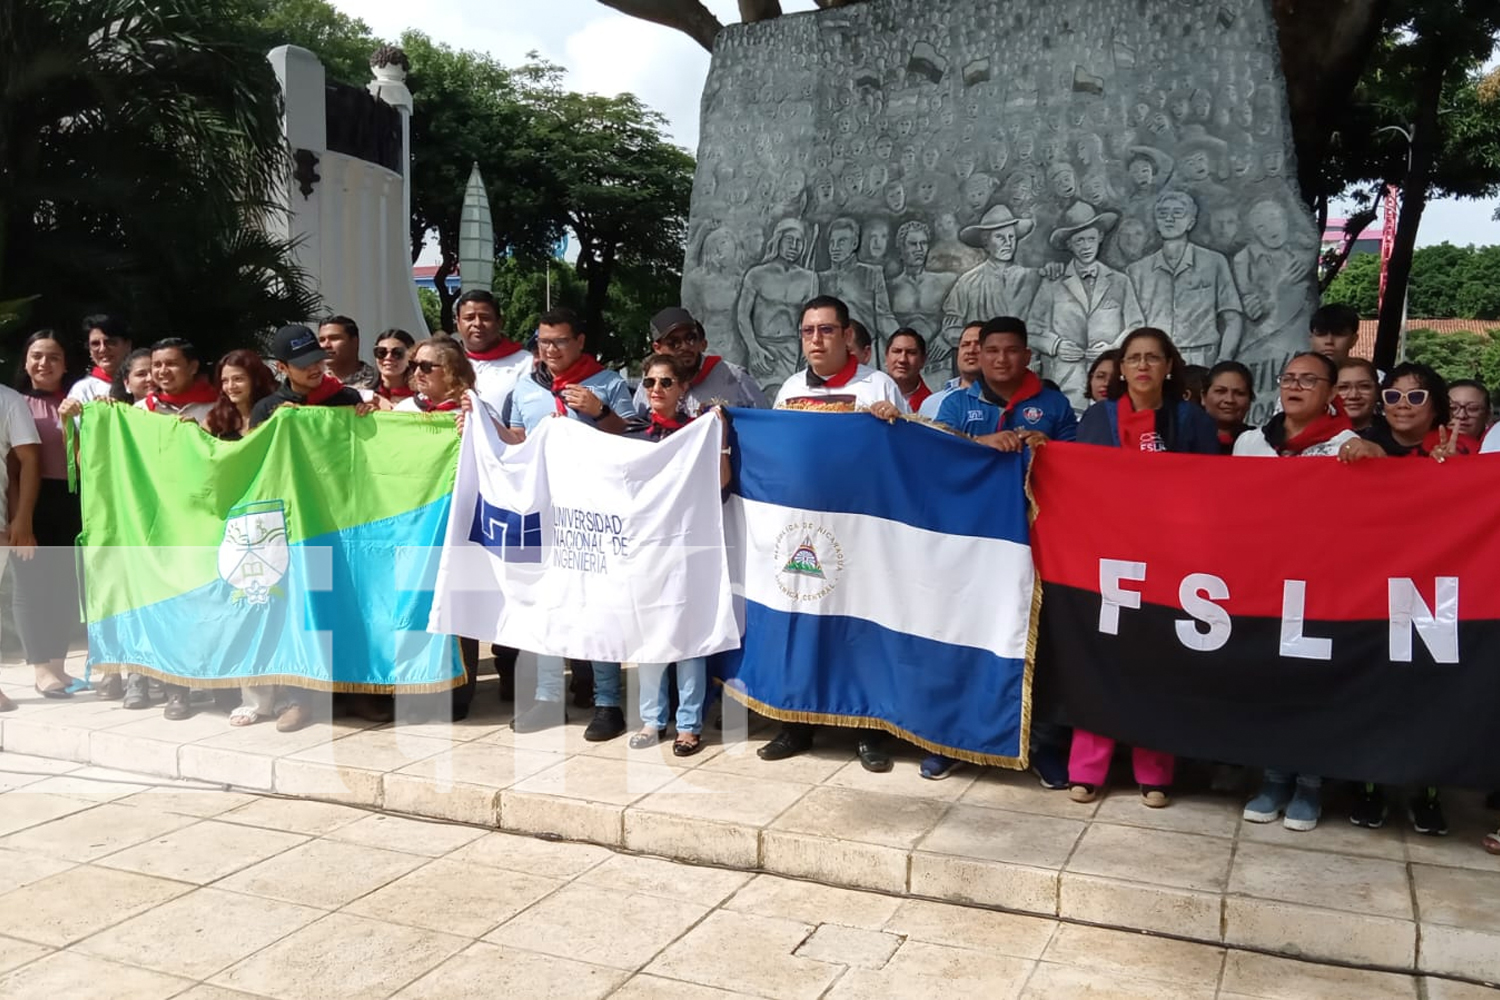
[[510, 701, 567, 733], [1349, 784, 1387, 829], [583, 706, 626, 742], [1410, 791, 1449, 836]]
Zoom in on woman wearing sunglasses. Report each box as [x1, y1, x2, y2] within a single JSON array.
[[1361, 363, 1477, 462], [372, 329, 415, 403], [395, 338, 474, 414]]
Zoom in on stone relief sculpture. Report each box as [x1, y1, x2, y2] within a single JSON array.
[[684, 0, 1319, 418]]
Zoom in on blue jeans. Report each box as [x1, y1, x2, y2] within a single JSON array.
[[535, 656, 620, 707], [638, 658, 707, 734], [1264, 769, 1321, 790]]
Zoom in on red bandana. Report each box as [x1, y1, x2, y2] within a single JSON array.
[[417, 395, 460, 413], [466, 339, 524, 362], [650, 411, 689, 434], [691, 355, 723, 387], [89, 365, 111, 383], [145, 378, 218, 412], [305, 374, 346, 406], [1116, 396, 1163, 452], [1411, 428, 1480, 458], [376, 382, 414, 400], [808, 354, 859, 389], [547, 355, 607, 415], [907, 381, 933, 412], [999, 371, 1043, 419], [1278, 397, 1354, 455], [1217, 429, 1236, 447]]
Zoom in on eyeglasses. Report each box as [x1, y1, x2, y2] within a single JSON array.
[[373, 347, 406, 361], [1451, 402, 1488, 417], [640, 377, 678, 390], [654, 335, 700, 351], [1382, 388, 1429, 408], [537, 338, 575, 351], [412, 361, 443, 374], [1122, 352, 1165, 367], [1278, 372, 1330, 390], [800, 324, 842, 340]]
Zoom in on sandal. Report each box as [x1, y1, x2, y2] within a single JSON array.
[[673, 734, 703, 758], [629, 728, 667, 749], [1484, 830, 1500, 856], [229, 705, 263, 727]]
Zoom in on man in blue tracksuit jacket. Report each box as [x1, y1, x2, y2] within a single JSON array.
[[935, 316, 1078, 445]]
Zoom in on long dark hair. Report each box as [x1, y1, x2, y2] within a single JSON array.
[[110, 348, 152, 402], [205, 350, 277, 439], [13, 329, 77, 394], [1382, 361, 1450, 429], [1105, 327, 1186, 404]]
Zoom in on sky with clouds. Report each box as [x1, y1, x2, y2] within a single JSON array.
[[333, 0, 1497, 248]]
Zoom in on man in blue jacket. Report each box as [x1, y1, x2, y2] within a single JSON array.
[[935, 316, 1078, 448]]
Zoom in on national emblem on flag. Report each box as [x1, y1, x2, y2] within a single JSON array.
[[219, 500, 289, 605]]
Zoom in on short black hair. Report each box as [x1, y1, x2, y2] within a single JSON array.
[[800, 295, 851, 328], [850, 320, 872, 351], [150, 337, 199, 364], [1207, 360, 1255, 400], [455, 290, 501, 316], [1383, 361, 1451, 428], [1181, 364, 1210, 403], [83, 313, 129, 343], [1310, 304, 1359, 338], [887, 328, 927, 356], [642, 353, 690, 381], [319, 315, 359, 340], [979, 315, 1028, 346], [538, 307, 583, 335], [111, 347, 152, 402], [375, 329, 416, 349]]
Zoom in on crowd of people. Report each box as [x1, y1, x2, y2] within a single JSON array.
[[2, 292, 1498, 853]]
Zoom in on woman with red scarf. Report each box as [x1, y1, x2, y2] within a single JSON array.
[[1362, 363, 1476, 462], [1204, 360, 1255, 454], [1071, 327, 1217, 807], [11, 330, 85, 699], [395, 338, 473, 414], [373, 329, 415, 403]]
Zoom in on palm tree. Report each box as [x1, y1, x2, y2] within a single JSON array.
[[0, 0, 317, 358]]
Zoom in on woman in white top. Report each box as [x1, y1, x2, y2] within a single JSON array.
[[1233, 353, 1384, 461], [395, 338, 473, 415]]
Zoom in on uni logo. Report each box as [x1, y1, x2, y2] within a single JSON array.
[[469, 496, 542, 563]]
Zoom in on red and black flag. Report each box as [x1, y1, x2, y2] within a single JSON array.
[[1029, 442, 1500, 788]]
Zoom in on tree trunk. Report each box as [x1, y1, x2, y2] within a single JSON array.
[[739, 0, 781, 20], [433, 249, 460, 333], [581, 247, 614, 356], [594, 0, 723, 49], [1372, 53, 1449, 372]]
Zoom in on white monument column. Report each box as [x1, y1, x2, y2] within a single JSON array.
[[368, 48, 427, 333]]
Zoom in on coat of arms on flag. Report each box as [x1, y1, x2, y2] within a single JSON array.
[[219, 500, 290, 605]]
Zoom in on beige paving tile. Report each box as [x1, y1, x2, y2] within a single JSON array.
[[909, 851, 1059, 915], [24, 766, 157, 801], [1020, 961, 1215, 999], [0, 717, 92, 762], [171, 986, 266, 1000], [0, 752, 82, 792], [344, 858, 563, 937], [574, 852, 752, 906], [1067, 823, 1232, 893], [884, 898, 1056, 958], [882, 940, 1035, 996], [0, 801, 196, 863], [382, 773, 500, 826], [607, 973, 769, 999], [1229, 842, 1413, 919], [1220, 949, 1419, 999], [1423, 977, 1500, 999], [1404, 831, 1500, 873], [179, 745, 275, 791], [768, 785, 948, 849], [391, 742, 564, 788], [1223, 896, 1415, 970], [73, 886, 322, 980], [445, 830, 614, 879], [118, 786, 257, 818], [271, 757, 383, 805], [0, 792, 98, 837], [623, 805, 760, 869], [485, 882, 709, 971], [87, 730, 180, 778], [392, 941, 628, 1000], [0, 845, 78, 895], [0, 865, 192, 946], [1091, 792, 1240, 838], [219, 796, 370, 835], [0, 933, 50, 975], [1238, 810, 1409, 861], [960, 769, 1100, 819], [97, 818, 307, 885], [695, 743, 851, 784], [1412, 864, 1500, 932], [725, 874, 903, 930], [643, 910, 841, 1000], [326, 812, 485, 857], [211, 912, 468, 1000], [1418, 923, 1500, 983], [215, 838, 427, 909], [98, 711, 233, 743], [824, 754, 977, 801], [512, 756, 683, 806], [503, 790, 625, 846], [1058, 871, 1222, 941], [793, 923, 901, 968], [0, 950, 192, 1000], [826, 965, 1023, 1000], [193, 719, 345, 757], [1041, 923, 1225, 988], [919, 802, 1083, 868], [761, 828, 908, 893], [286, 729, 457, 772]]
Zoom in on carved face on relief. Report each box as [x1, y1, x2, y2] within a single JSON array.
[[1048, 164, 1078, 199], [897, 118, 914, 138], [1180, 151, 1211, 181], [1067, 228, 1101, 265], [900, 146, 918, 174], [777, 230, 805, 263], [935, 212, 960, 241], [1080, 173, 1110, 205], [867, 164, 889, 192], [901, 226, 930, 269], [884, 181, 907, 214], [1263, 150, 1284, 177], [828, 225, 857, 265], [954, 151, 977, 179], [875, 136, 893, 161], [922, 147, 941, 172], [916, 178, 939, 205], [963, 174, 994, 212], [1210, 207, 1241, 247], [863, 221, 890, 261], [1117, 218, 1149, 260], [1248, 201, 1289, 249], [985, 226, 1018, 262]]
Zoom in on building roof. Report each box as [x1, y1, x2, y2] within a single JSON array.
[[1353, 318, 1500, 359], [1321, 216, 1383, 246]]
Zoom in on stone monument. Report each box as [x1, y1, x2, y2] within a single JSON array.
[[681, 0, 1318, 419]]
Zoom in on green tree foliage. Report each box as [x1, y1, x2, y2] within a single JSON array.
[[0, 0, 319, 362], [1322, 243, 1500, 319], [1323, 253, 1382, 317], [417, 288, 442, 334], [248, 0, 377, 83], [1404, 327, 1489, 381]]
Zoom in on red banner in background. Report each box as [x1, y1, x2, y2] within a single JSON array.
[[1378, 183, 1399, 310]]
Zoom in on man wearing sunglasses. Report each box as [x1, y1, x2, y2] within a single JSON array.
[[632, 307, 766, 417], [67, 314, 132, 404]]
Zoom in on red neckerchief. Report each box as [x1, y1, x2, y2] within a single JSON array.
[[650, 411, 689, 434], [907, 381, 933, 412], [305, 374, 346, 406], [376, 382, 414, 400], [691, 355, 722, 387], [999, 371, 1043, 418], [807, 354, 859, 389], [1217, 429, 1235, 447], [1409, 428, 1480, 458], [466, 339, 524, 362], [546, 355, 607, 415], [417, 394, 460, 412], [1276, 397, 1354, 455], [1116, 396, 1162, 452], [89, 365, 111, 383], [145, 378, 218, 412]]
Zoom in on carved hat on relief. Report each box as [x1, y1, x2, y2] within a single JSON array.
[[959, 205, 1036, 247], [1176, 125, 1229, 175], [1049, 200, 1121, 248]]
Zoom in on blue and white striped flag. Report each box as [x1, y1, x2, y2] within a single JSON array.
[[718, 409, 1037, 765]]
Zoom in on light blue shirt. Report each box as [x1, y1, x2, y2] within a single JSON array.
[[507, 365, 638, 433], [918, 378, 965, 419]]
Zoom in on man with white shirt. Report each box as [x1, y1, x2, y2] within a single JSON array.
[[137, 339, 218, 427], [67, 314, 132, 404], [763, 295, 906, 771], [455, 290, 531, 419], [919, 321, 984, 418]]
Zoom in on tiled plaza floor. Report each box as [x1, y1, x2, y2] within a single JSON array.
[[3, 659, 1500, 989]]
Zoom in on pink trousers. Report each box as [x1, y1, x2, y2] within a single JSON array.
[[1068, 729, 1175, 787]]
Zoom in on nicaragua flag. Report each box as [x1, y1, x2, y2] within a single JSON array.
[[719, 409, 1038, 766]]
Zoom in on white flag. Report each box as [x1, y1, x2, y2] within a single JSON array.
[[428, 401, 739, 662]]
